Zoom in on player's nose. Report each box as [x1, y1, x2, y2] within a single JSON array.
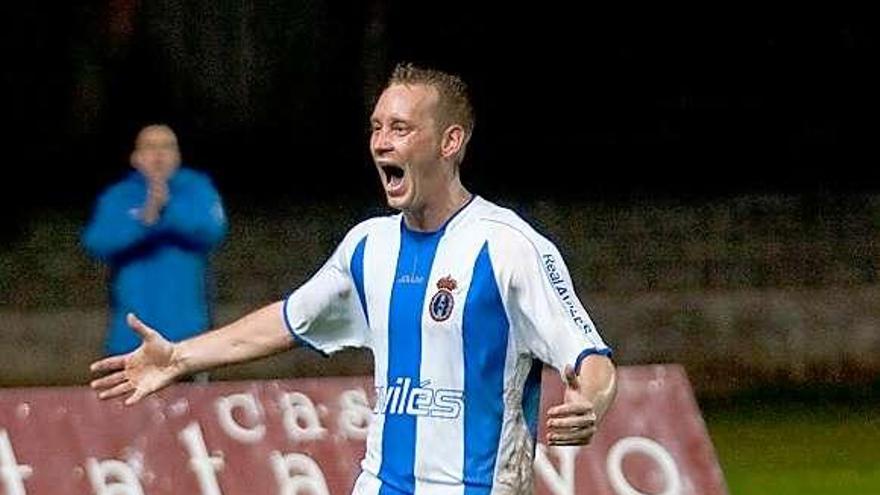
[[371, 130, 394, 155]]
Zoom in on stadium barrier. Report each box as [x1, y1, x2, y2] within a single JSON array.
[[0, 364, 726, 494]]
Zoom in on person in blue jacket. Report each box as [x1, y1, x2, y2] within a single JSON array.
[[83, 124, 228, 356]]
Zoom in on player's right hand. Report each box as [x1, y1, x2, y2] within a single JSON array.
[[89, 313, 181, 405]]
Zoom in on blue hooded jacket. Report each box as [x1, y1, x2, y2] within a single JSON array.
[[83, 167, 228, 354]]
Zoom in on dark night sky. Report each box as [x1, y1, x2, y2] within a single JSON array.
[[2, 4, 878, 232]]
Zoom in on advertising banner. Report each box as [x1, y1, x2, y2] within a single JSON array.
[[0, 365, 726, 494]]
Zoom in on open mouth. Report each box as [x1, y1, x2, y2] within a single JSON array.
[[381, 164, 406, 191]]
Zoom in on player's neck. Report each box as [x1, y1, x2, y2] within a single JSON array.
[[403, 184, 472, 233]]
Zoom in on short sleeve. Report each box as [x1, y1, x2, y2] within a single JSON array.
[[494, 225, 611, 373], [282, 225, 371, 355]]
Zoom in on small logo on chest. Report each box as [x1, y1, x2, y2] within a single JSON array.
[[429, 275, 457, 322]]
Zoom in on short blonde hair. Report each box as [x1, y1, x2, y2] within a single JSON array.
[[387, 62, 475, 140]]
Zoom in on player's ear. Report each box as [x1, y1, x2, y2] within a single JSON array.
[[440, 124, 465, 160], [130, 150, 141, 170]]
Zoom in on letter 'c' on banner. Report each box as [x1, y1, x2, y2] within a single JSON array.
[[606, 436, 682, 495]]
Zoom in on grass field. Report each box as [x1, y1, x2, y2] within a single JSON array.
[[702, 386, 880, 495]]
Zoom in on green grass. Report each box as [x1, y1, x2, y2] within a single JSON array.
[[702, 387, 880, 495]]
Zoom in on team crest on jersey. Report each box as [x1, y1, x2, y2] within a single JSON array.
[[429, 275, 457, 321]]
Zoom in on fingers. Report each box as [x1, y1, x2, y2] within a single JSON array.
[[147, 178, 168, 198], [97, 380, 134, 401], [127, 313, 156, 341], [125, 386, 152, 406], [563, 364, 579, 390], [547, 407, 596, 435], [547, 414, 595, 431], [90, 355, 127, 373], [90, 371, 127, 391], [148, 186, 168, 205], [547, 402, 593, 418], [548, 427, 596, 446], [546, 399, 597, 445]]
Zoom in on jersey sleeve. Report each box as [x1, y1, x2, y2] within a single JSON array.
[[495, 225, 611, 373], [281, 224, 371, 355]]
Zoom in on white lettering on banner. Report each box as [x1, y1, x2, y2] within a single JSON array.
[[178, 422, 225, 495], [85, 458, 144, 495], [279, 392, 326, 442], [214, 393, 266, 443], [337, 389, 372, 440], [606, 436, 681, 495], [270, 451, 330, 495], [0, 429, 32, 495], [533, 443, 578, 495]]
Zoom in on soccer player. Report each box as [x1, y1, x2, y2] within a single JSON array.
[[90, 63, 617, 494]]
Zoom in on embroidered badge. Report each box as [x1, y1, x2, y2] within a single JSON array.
[[429, 275, 457, 322]]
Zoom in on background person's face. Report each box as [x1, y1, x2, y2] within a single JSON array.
[[370, 84, 445, 213], [131, 126, 181, 181]]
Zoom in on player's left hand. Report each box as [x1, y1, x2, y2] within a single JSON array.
[[545, 364, 597, 446]]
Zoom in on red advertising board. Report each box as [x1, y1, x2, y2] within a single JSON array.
[[0, 365, 726, 494]]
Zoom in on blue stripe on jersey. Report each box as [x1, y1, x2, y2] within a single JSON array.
[[522, 359, 543, 443], [351, 235, 369, 325], [378, 223, 445, 495], [462, 242, 510, 491]]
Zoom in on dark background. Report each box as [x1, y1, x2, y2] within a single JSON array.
[[2, 3, 878, 238]]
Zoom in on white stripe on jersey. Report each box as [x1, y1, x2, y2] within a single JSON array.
[[360, 218, 399, 478]]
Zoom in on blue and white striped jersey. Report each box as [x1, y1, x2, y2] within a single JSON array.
[[283, 196, 611, 495]]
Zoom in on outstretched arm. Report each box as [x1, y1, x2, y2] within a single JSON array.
[[546, 354, 617, 446], [90, 301, 293, 405]]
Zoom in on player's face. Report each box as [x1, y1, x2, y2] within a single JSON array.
[[370, 83, 445, 213], [131, 126, 181, 181]]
